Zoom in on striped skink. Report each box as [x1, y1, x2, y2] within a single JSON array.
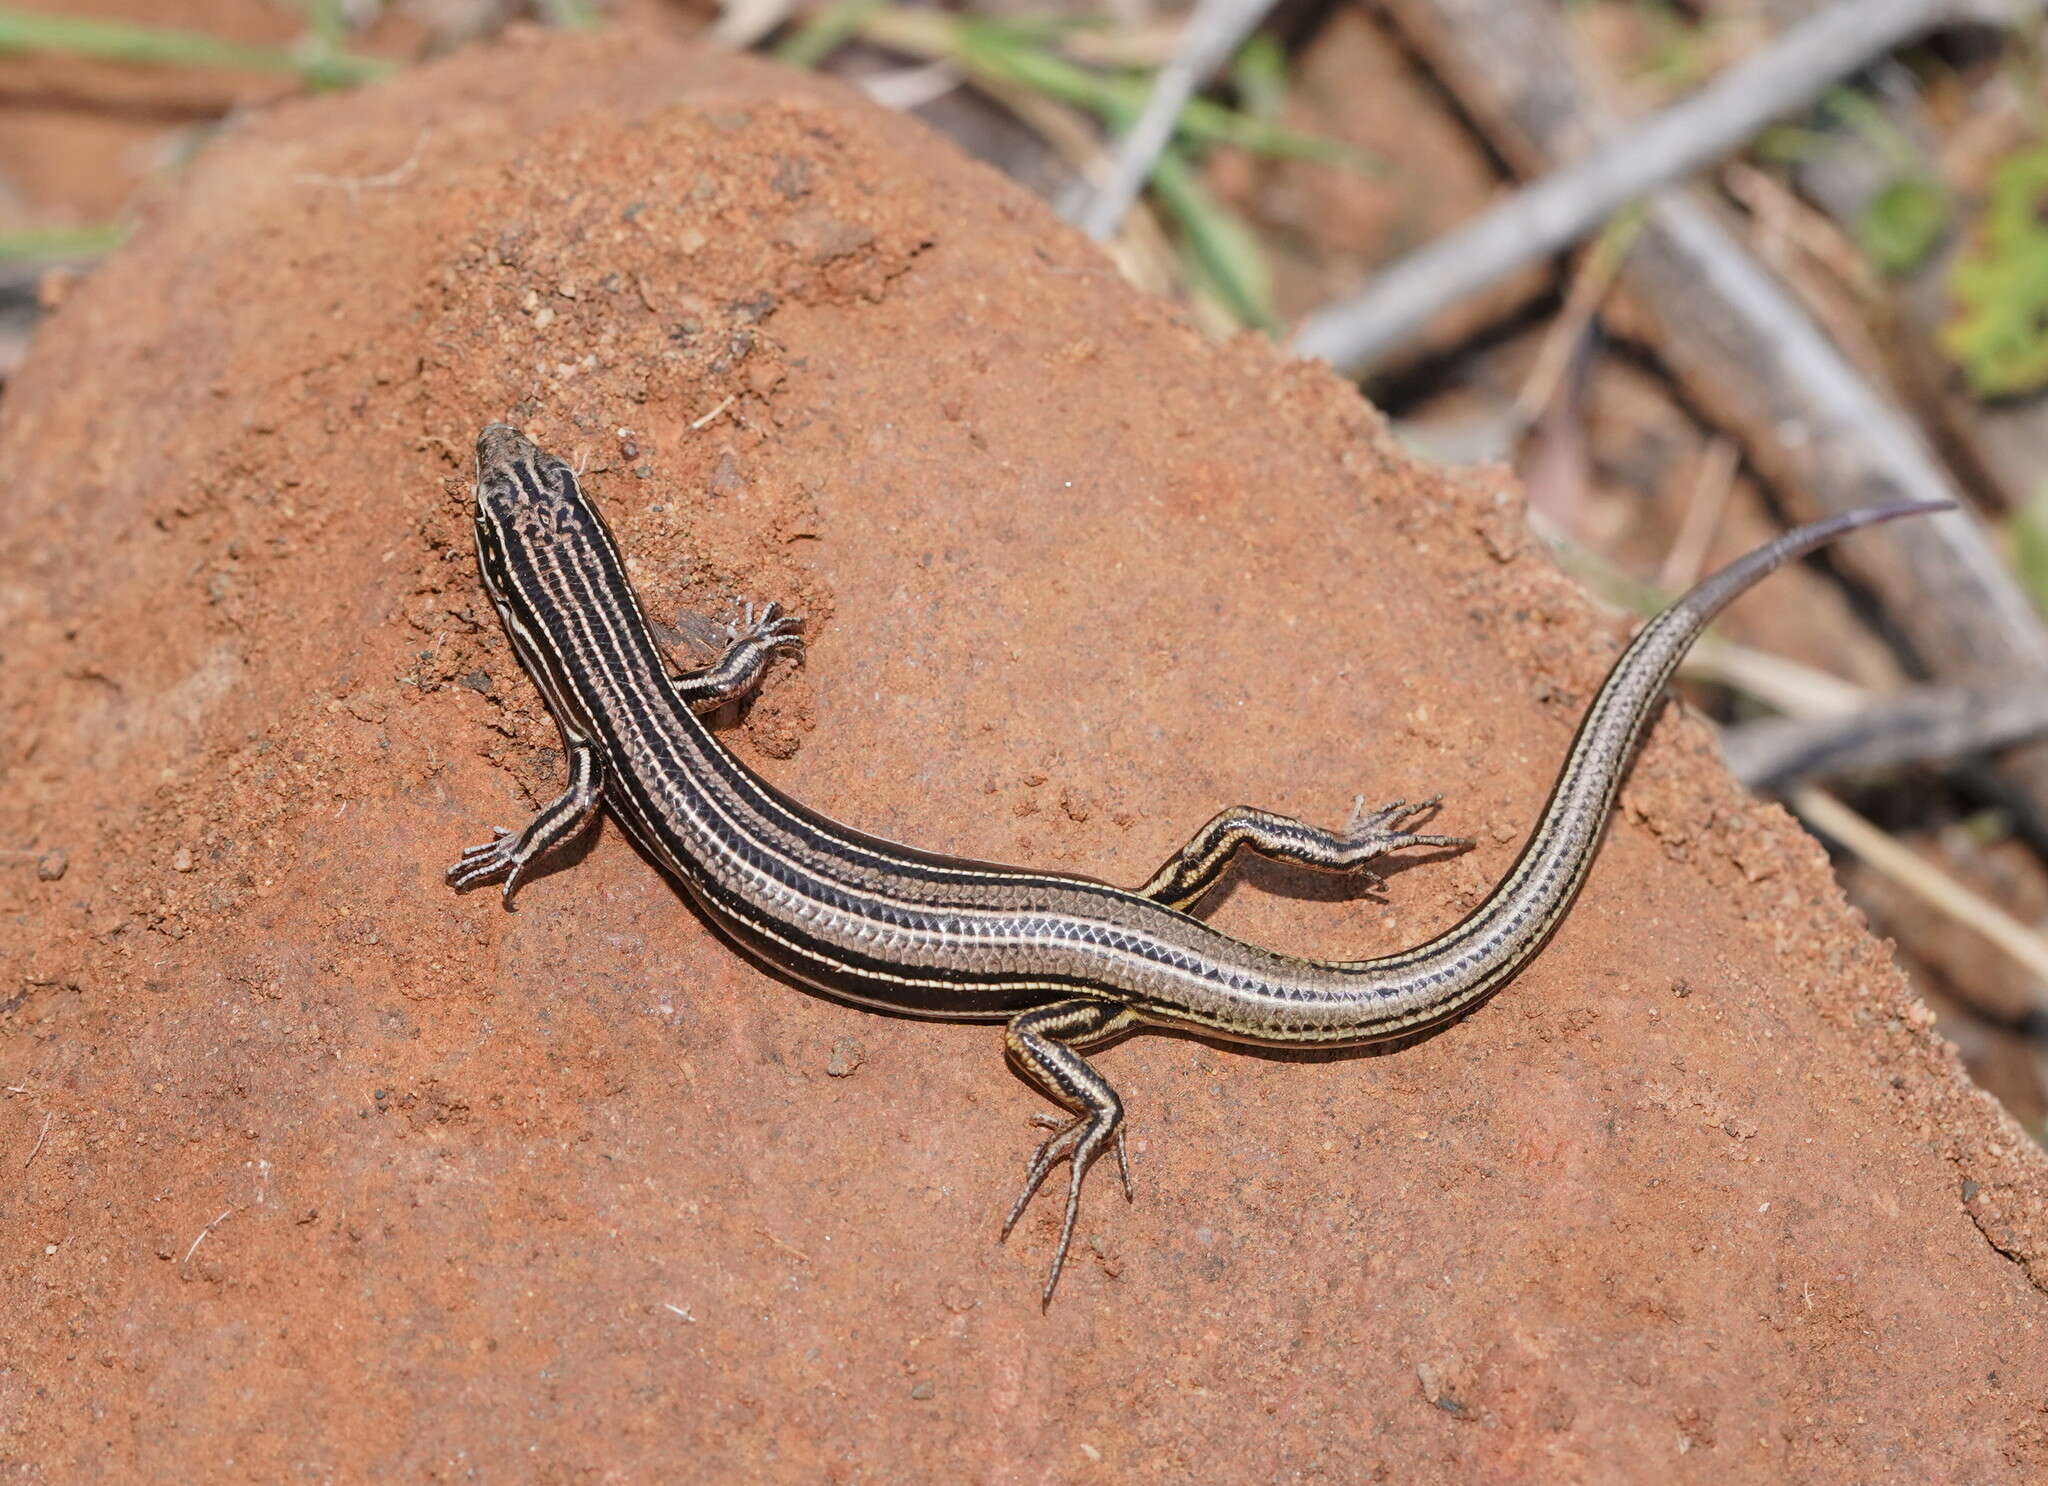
[[447, 422, 1942, 1303]]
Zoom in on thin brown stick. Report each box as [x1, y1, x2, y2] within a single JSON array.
[[1657, 438, 1741, 593], [23, 1110, 51, 1169], [972, 77, 1184, 302], [1543, 516, 2048, 785], [181, 1207, 235, 1273], [1513, 212, 1641, 424], [712, 0, 797, 51], [1790, 785, 2048, 995], [1722, 685, 2048, 789], [1680, 634, 1868, 721]]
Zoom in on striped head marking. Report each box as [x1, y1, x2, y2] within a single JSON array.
[[469, 423, 610, 615], [474, 423, 581, 528], [472, 423, 605, 561]]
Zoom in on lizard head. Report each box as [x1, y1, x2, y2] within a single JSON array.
[[473, 423, 577, 512]]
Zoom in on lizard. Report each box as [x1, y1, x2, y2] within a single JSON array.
[[448, 421, 1943, 1303]]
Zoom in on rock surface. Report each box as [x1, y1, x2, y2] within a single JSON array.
[[4, 28, 2047, 1481]]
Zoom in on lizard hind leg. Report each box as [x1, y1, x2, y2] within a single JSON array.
[[999, 998, 1142, 1307], [1134, 795, 1473, 913]]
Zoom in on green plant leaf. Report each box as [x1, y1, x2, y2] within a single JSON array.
[[0, 6, 391, 89], [537, 0, 603, 29], [1943, 142, 2048, 398], [1149, 150, 1278, 334], [0, 222, 129, 260], [1857, 176, 1949, 277], [776, 0, 887, 68], [951, 19, 1380, 172], [2009, 487, 2048, 614], [1228, 32, 1287, 122]]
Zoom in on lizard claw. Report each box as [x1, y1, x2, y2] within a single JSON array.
[[1000, 1106, 1129, 1307], [1342, 793, 1472, 857], [727, 599, 806, 660]]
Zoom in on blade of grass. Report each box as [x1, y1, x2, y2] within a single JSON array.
[[776, 0, 888, 68], [0, 223, 129, 260], [293, 0, 347, 51], [1228, 32, 1288, 121], [958, 21, 1376, 170], [857, 10, 1377, 171], [1791, 784, 2048, 995], [1149, 147, 1278, 333], [985, 23, 1285, 331], [536, 0, 603, 29], [0, 7, 392, 89], [845, 6, 1292, 332]]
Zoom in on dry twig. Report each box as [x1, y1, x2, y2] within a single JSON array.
[[1790, 786, 2048, 996], [1290, 0, 2040, 370], [713, 0, 799, 52], [972, 76, 1185, 301], [1512, 211, 1642, 425], [1723, 686, 2048, 789], [1656, 438, 1741, 593], [1545, 520, 2048, 785], [23, 1110, 51, 1169], [180, 1207, 235, 1272], [1681, 634, 1869, 721], [1067, 0, 1279, 242]]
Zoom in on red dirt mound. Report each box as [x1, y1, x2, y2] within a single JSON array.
[[4, 27, 2046, 1481]]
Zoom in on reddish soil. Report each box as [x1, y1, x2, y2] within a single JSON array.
[[5, 27, 2048, 1480]]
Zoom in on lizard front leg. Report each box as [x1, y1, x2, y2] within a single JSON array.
[[446, 739, 604, 908], [671, 601, 804, 714]]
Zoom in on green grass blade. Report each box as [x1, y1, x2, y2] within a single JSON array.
[[0, 222, 129, 260], [2011, 488, 2048, 614], [1228, 32, 1287, 121], [0, 7, 392, 89], [1149, 150, 1278, 334], [292, 0, 347, 51], [953, 19, 1379, 172], [536, 0, 603, 30], [777, 0, 888, 68]]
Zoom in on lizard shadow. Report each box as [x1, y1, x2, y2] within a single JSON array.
[[630, 801, 1495, 1068], [1150, 803, 1487, 1064], [1155, 841, 1482, 1065]]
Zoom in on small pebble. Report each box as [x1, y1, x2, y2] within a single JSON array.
[[36, 849, 67, 882]]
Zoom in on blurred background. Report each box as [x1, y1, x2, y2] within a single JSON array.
[[5, 0, 2047, 1138]]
